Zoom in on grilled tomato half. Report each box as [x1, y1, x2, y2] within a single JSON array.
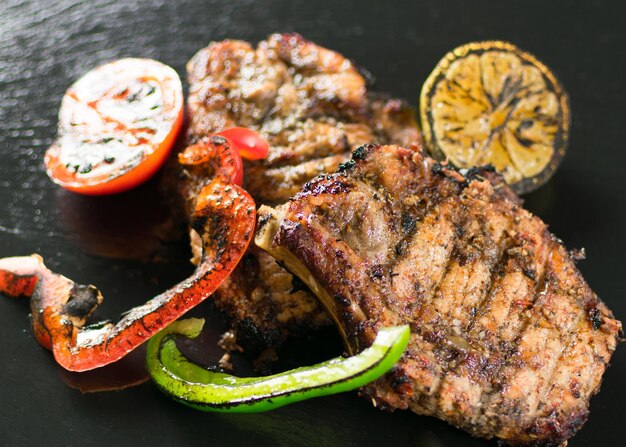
[[420, 41, 570, 194], [45, 58, 184, 195]]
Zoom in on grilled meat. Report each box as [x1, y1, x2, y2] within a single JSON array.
[[256, 144, 621, 446], [182, 34, 421, 353]]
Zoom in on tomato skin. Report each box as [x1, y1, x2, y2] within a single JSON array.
[[45, 108, 183, 195], [217, 127, 269, 160], [45, 58, 184, 196]]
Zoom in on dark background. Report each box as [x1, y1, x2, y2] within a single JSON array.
[[0, 1, 624, 445]]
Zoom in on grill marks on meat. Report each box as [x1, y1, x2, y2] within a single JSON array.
[[183, 34, 421, 354], [186, 33, 421, 206], [256, 144, 621, 445]]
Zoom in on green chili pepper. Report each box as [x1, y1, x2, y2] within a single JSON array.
[[146, 318, 410, 413]]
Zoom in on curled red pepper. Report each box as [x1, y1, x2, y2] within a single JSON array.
[[0, 135, 260, 372], [178, 128, 269, 189], [179, 135, 244, 187]]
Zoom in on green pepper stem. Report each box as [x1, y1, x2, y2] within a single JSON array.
[[146, 319, 410, 413]]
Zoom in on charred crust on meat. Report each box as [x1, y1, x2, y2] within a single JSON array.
[[300, 178, 354, 197], [352, 146, 366, 160], [431, 161, 446, 175], [389, 368, 413, 394], [569, 247, 586, 262], [569, 378, 581, 399], [256, 212, 273, 233], [455, 248, 479, 267], [241, 253, 260, 278], [236, 317, 281, 354], [522, 268, 536, 281], [334, 293, 351, 307], [334, 248, 345, 260], [422, 329, 446, 345], [401, 213, 417, 234], [394, 241, 406, 256], [289, 275, 308, 294], [463, 164, 496, 181], [341, 311, 354, 325], [275, 219, 302, 247], [433, 162, 500, 189], [337, 159, 356, 172], [454, 223, 466, 238], [586, 303, 603, 330], [370, 265, 385, 281], [187, 31, 619, 441], [391, 374, 411, 389], [352, 144, 377, 161], [524, 408, 589, 446]]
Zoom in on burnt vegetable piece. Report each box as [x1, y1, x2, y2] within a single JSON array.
[[420, 41, 570, 194], [0, 178, 256, 371], [146, 318, 410, 412]]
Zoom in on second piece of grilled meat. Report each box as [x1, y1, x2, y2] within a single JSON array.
[[256, 144, 621, 445], [181, 33, 421, 354]]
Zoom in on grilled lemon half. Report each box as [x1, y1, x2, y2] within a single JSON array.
[[420, 41, 570, 194]]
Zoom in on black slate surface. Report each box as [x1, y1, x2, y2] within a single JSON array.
[[0, 1, 624, 446]]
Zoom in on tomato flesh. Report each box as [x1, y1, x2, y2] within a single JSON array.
[[45, 58, 184, 195]]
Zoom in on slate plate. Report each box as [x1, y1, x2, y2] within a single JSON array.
[[1, 1, 624, 445]]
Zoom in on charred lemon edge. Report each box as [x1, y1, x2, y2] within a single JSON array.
[[420, 40, 571, 194]]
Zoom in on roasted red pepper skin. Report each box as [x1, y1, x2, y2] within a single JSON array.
[[0, 179, 255, 371], [0, 128, 267, 372], [179, 136, 245, 187]]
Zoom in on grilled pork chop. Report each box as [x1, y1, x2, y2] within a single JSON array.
[[182, 34, 421, 354], [256, 144, 621, 445]]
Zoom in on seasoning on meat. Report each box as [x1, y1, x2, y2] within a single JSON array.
[[180, 33, 422, 356], [256, 144, 621, 445]]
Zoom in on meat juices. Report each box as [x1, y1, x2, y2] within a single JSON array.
[[256, 144, 621, 446], [181, 34, 421, 354]]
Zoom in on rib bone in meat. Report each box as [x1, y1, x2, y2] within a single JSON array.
[[256, 144, 621, 446], [180, 34, 421, 354]]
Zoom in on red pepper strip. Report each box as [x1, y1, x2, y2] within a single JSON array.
[[179, 135, 244, 186], [0, 179, 255, 371]]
